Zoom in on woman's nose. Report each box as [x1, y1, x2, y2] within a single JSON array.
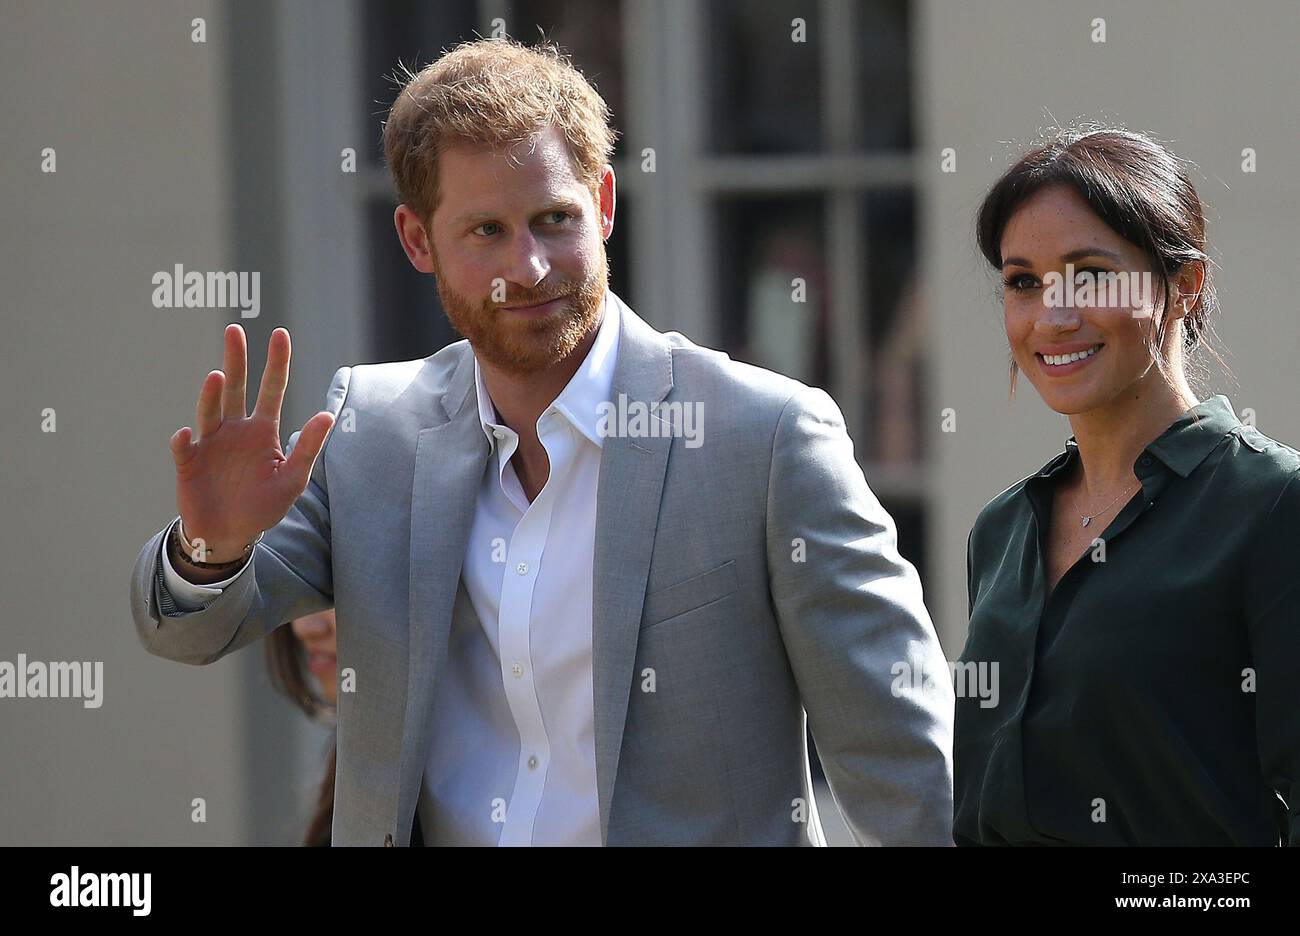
[[295, 616, 330, 637], [1037, 302, 1082, 331]]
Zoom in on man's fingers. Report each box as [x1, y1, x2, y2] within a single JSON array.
[[196, 370, 224, 440], [284, 411, 335, 487], [170, 426, 195, 467], [253, 327, 291, 422], [222, 324, 248, 419]]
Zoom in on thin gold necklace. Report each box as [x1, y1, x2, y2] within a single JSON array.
[[1079, 481, 1140, 527]]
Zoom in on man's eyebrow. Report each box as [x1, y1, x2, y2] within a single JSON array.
[[452, 210, 498, 227], [452, 200, 585, 228], [1001, 246, 1127, 269]]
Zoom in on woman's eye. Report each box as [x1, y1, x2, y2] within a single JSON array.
[[1004, 274, 1038, 291], [1075, 266, 1109, 283], [472, 222, 501, 237]]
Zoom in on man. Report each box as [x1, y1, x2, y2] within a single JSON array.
[[129, 38, 953, 845]]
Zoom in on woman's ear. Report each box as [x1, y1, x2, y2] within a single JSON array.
[[1169, 260, 1207, 319]]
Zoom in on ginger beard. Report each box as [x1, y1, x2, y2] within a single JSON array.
[[431, 238, 609, 377]]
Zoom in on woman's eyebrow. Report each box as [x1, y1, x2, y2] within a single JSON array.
[[1001, 246, 1127, 269], [1060, 246, 1126, 264]]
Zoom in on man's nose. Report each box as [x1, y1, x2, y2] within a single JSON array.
[[499, 231, 550, 289]]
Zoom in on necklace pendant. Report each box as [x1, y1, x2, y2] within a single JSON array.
[[1081, 516, 1091, 527]]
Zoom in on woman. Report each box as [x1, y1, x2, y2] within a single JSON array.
[[265, 609, 340, 846], [955, 125, 1299, 845], [266, 610, 426, 846]]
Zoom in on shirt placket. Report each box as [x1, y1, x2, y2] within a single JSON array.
[[494, 415, 571, 846], [1029, 454, 1170, 631], [1017, 452, 1172, 838]]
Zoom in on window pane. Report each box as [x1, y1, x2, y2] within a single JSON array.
[[362, 0, 478, 167], [708, 0, 823, 153], [883, 496, 926, 585], [605, 193, 634, 310], [511, 0, 628, 157], [714, 197, 830, 390], [862, 188, 923, 464], [858, 0, 913, 151], [365, 199, 457, 361]]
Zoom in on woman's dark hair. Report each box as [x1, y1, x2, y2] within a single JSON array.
[[265, 624, 335, 847], [976, 123, 1231, 396]]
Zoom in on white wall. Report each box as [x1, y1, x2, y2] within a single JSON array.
[[0, 0, 319, 844]]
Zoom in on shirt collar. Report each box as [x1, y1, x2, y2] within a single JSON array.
[[1140, 394, 1242, 477], [1039, 394, 1242, 480], [473, 289, 621, 450]]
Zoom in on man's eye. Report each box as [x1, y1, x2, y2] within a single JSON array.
[[540, 211, 570, 225], [472, 222, 500, 237]]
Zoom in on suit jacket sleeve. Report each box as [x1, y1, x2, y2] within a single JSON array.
[[765, 385, 955, 845], [128, 365, 352, 666]]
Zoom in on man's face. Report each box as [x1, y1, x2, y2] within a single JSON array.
[[402, 124, 613, 376]]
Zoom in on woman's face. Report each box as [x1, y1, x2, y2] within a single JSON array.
[[290, 609, 337, 706], [1000, 184, 1179, 416]]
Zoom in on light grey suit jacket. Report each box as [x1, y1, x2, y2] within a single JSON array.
[[129, 292, 954, 845]]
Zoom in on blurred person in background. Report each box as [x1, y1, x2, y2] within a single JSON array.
[[265, 609, 337, 847]]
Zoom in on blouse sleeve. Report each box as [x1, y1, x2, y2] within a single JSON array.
[[1245, 467, 1300, 845]]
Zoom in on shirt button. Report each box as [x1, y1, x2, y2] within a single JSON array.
[[515, 561, 529, 575], [527, 755, 539, 770], [511, 663, 523, 677], [1139, 456, 1152, 466], [493, 428, 506, 440]]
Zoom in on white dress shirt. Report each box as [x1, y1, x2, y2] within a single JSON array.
[[161, 293, 619, 846]]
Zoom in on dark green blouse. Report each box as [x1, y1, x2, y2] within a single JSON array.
[[955, 395, 1300, 845]]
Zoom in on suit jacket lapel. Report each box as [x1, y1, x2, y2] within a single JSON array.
[[397, 351, 489, 839], [592, 300, 674, 843]]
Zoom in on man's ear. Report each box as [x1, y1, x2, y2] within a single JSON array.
[[597, 164, 616, 241], [394, 204, 437, 274]]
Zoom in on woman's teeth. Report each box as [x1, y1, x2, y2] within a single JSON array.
[[1041, 344, 1102, 366]]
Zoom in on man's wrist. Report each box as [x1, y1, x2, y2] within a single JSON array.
[[171, 518, 259, 568]]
